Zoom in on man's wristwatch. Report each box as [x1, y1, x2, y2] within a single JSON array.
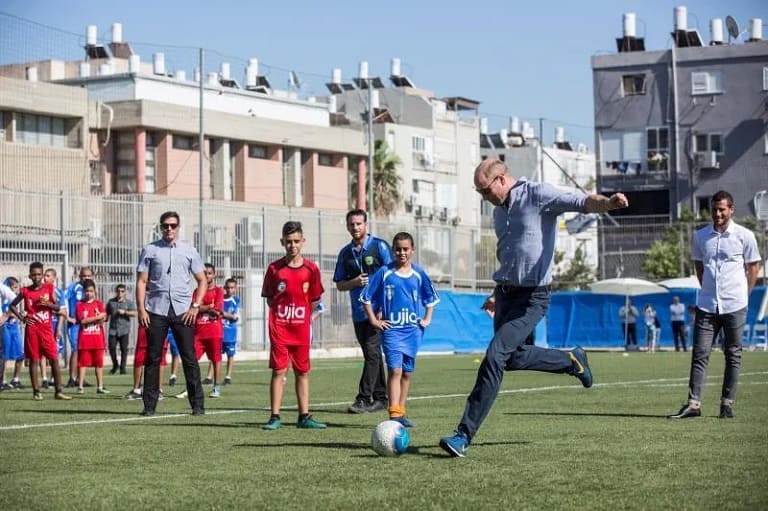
[[191, 302, 200, 310]]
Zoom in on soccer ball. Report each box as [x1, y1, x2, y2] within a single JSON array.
[[370, 420, 410, 457]]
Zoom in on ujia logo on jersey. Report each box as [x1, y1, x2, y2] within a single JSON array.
[[388, 308, 420, 327], [277, 303, 307, 322]]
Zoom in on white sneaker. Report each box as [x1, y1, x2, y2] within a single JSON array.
[[175, 390, 188, 399], [209, 388, 220, 398]]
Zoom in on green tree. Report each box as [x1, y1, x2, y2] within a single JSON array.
[[348, 140, 402, 218], [552, 246, 596, 291]]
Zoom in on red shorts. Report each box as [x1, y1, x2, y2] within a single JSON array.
[[134, 328, 168, 366], [269, 343, 310, 373], [195, 337, 222, 363], [78, 349, 104, 368], [24, 327, 58, 361]]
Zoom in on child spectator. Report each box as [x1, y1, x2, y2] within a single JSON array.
[[124, 326, 169, 400], [195, 263, 224, 398], [2, 277, 23, 390], [41, 268, 67, 389], [260, 221, 326, 430], [360, 232, 439, 427], [75, 280, 108, 394], [7, 262, 71, 400]]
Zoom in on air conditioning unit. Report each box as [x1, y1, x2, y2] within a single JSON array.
[[438, 207, 448, 222], [694, 151, 718, 169], [195, 226, 225, 248], [242, 216, 264, 247], [419, 152, 435, 169]]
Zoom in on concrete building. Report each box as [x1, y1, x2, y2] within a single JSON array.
[[332, 60, 481, 229], [591, 7, 768, 219]]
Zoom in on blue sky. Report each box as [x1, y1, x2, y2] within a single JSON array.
[[0, 0, 763, 145]]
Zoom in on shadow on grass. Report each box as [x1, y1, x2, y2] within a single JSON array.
[[503, 411, 665, 418], [144, 420, 372, 429]]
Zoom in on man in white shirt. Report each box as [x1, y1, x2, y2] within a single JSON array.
[[0, 281, 17, 390], [669, 296, 687, 352], [669, 191, 761, 419]]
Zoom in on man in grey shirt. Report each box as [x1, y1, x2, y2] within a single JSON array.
[[136, 211, 207, 416], [106, 284, 136, 375], [439, 158, 629, 457]]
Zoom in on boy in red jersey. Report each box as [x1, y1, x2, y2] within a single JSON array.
[[124, 326, 169, 400], [7, 262, 71, 400], [75, 280, 108, 394], [261, 221, 326, 430], [194, 263, 224, 398]]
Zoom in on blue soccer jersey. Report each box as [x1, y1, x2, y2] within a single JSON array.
[[51, 287, 66, 334], [222, 294, 241, 344], [359, 263, 439, 357]]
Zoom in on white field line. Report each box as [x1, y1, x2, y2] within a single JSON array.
[[1, 371, 766, 432]]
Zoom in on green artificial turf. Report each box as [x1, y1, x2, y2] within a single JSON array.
[[1, 351, 766, 510]]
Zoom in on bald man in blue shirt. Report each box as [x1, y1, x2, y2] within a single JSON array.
[[439, 158, 629, 457]]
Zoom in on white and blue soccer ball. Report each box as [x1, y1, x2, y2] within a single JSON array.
[[370, 420, 410, 457]]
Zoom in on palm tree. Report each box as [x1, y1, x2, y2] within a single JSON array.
[[349, 139, 402, 218]]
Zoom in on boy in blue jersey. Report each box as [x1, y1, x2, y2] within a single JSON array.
[[221, 278, 240, 384], [360, 232, 439, 428], [2, 277, 23, 389]]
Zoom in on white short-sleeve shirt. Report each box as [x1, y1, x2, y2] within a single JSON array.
[[692, 221, 761, 314]]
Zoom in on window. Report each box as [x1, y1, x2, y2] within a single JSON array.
[[697, 196, 711, 216], [600, 130, 643, 174], [693, 133, 723, 154], [622, 74, 646, 96], [412, 136, 426, 152], [173, 134, 195, 150], [691, 71, 722, 95], [248, 144, 268, 159], [763, 67, 768, 91], [646, 127, 669, 171], [145, 132, 156, 193], [318, 153, 333, 166], [16, 113, 69, 147], [114, 132, 135, 193]]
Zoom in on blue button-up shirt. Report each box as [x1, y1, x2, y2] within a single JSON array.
[[136, 239, 204, 316], [333, 234, 393, 322], [493, 178, 587, 286], [692, 221, 760, 314]]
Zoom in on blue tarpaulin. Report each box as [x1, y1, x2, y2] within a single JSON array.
[[422, 287, 767, 352]]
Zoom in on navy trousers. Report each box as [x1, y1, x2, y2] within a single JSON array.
[[458, 285, 575, 440]]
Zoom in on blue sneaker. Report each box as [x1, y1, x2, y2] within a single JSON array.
[[391, 416, 415, 428], [570, 346, 593, 388], [297, 415, 327, 429], [439, 430, 470, 458], [262, 416, 282, 430]]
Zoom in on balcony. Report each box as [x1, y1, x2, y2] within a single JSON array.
[[598, 161, 670, 190]]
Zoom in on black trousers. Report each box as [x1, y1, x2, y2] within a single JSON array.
[[143, 308, 203, 412], [353, 321, 388, 403], [623, 323, 637, 346], [108, 333, 129, 371]]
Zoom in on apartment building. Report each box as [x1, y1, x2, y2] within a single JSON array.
[[592, 7, 768, 219]]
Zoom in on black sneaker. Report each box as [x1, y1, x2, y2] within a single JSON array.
[[719, 403, 734, 419], [66, 378, 77, 388], [109, 367, 118, 375], [668, 404, 701, 419], [369, 400, 388, 412], [224, 376, 232, 385], [42, 379, 50, 389], [203, 377, 213, 385], [347, 399, 371, 414]]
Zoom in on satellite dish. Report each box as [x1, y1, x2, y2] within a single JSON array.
[[725, 15, 740, 40]]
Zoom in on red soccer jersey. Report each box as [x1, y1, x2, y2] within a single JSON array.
[[76, 300, 106, 350], [195, 285, 224, 339], [20, 283, 56, 332], [261, 258, 324, 346]]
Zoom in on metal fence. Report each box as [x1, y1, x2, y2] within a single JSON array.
[[0, 188, 503, 351], [4, 189, 726, 350]]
